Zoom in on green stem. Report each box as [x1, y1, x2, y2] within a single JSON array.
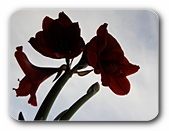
[[34, 69, 72, 120], [59, 82, 100, 121], [54, 109, 68, 120]]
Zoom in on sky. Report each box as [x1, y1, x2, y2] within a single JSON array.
[[9, 9, 159, 121]]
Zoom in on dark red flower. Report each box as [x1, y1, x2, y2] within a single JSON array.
[[28, 12, 85, 59], [86, 23, 140, 95], [13, 46, 58, 106]]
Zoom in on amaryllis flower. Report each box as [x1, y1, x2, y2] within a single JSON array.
[[13, 46, 59, 106], [86, 23, 140, 95], [28, 12, 85, 59]]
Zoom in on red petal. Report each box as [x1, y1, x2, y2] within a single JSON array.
[[87, 36, 106, 56], [118, 57, 140, 76], [101, 70, 110, 86], [87, 37, 100, 70], [57, 12, 72, 27], [28, 83, 40, 106], [28, 94, 37, 106], [42, 16, 54, 30], [97, 23, 108, 40], [15, 47, 35, 75], [73, 22, 81, 36], [65, 23, 80, 39], [65, 37, 85, 59], [108, 34, 124, 53], [88, 53, 98, 69], [28, 32, 59, 59], [31, 67, 59, 83], [48, 20, 65, 41], [87, 36, 106, 72], [109, 77, 130, 95], [13, 76, 32, 96], [101, 34, 124, 59], [101, 52, 124, 62], [16, 46, 23, 52]]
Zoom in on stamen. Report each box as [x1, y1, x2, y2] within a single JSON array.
[[111, 63, 117, 72], [117, 70, 123, 76]]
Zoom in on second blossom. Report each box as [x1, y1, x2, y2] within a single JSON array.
[[29, 12, 85, 59]]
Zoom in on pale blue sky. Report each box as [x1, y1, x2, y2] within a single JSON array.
[[9, 9, 159, 121]]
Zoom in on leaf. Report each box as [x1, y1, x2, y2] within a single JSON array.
[[18, 112, 24, 121]]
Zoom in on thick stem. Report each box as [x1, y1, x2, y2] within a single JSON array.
[[34, 70, 72, 120], [59, 82, 100, 120]]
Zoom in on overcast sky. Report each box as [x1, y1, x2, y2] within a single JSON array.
[[9, 9, 159, 121]]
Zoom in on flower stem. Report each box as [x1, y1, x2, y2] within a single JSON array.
[[34, 69, 72, 120], [59, 82, 100, 121]]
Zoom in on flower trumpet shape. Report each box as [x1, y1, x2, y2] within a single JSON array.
[[28, 12, 85, 59], [86, 23, 140, 95], [13, 46, 58, 106]]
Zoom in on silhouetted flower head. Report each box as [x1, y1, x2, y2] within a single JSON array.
[[86, 23, 140, 95], [29, 12, 85, 59], [13, 46, 58, 106]]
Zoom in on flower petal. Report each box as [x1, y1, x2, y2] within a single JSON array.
[[13, 76, 32, 96], [65, 24, 80, 46], [118, 57, 140, 76], [42, 16, 54, 30], [28, 95, 37, 106], [87, 36, 107, 73], [101, 34, 124, 59], [28, 83, 40, 106], [57, 12, 72, 27], [65, 37, 85, 59], [48, 20, 65, 42], [15, 46, 35, 74], [101, 52, 124, 63], [100, 69, 130, 95], [97, 23, 108, 41], [66, 22, 80, 37], [101, 70, 110, 86], [87, 37, 100, 72], [29, 32, 60, 59], [109, 77, 130, 95]]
